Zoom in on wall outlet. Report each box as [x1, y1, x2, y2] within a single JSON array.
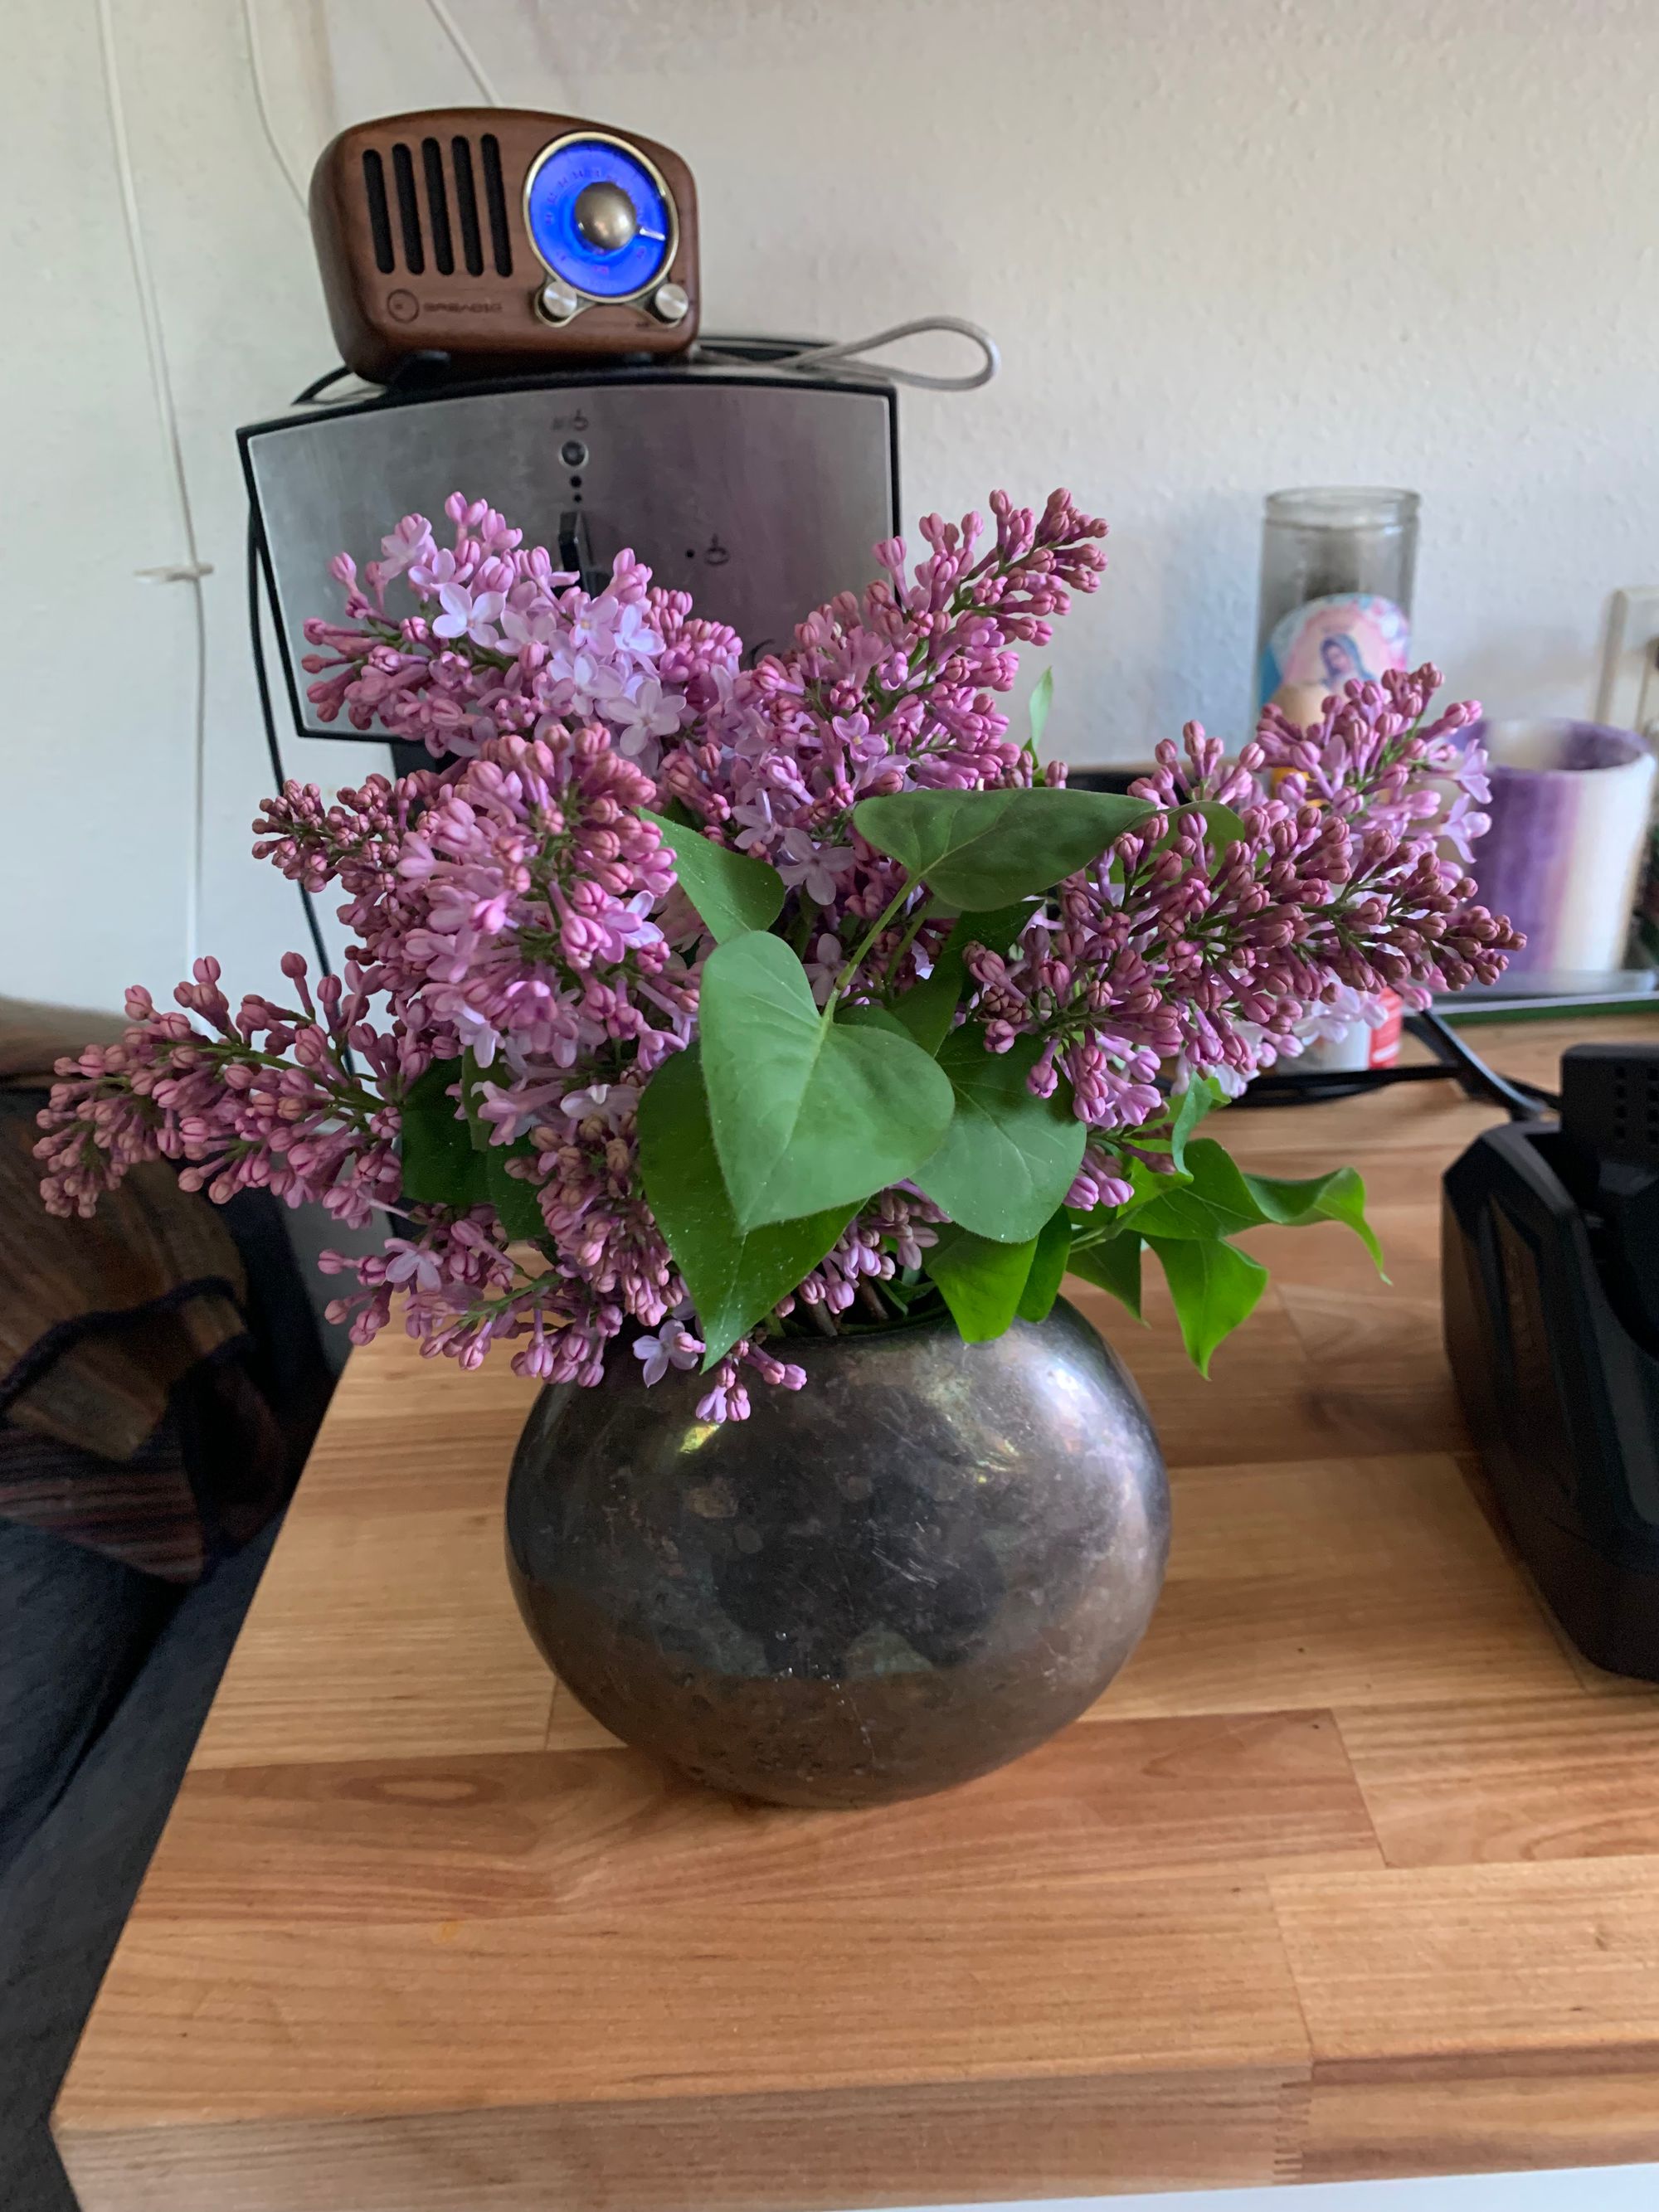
[[1597, 588, 1659, 733]]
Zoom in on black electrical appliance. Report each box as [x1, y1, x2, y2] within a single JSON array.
[[1444, 1042, 1659, 1677]]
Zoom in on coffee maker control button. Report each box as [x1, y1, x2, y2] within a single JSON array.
[[649, 281, 689, 325], [536, 277, 582, 325]]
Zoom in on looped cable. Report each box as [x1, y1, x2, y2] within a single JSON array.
[[703, 317, 1000, 393]]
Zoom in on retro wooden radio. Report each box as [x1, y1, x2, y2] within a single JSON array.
[[309, 109, 701, 380]]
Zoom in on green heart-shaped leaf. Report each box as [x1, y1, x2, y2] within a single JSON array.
[[951, 899, 1044, 959], [923, 1223, 1039, 1343], [1126, 1140, 1384, 1276], [885, 901, 1042, 1056], [636, 1048, 856, 1368], [853, 785, 1151, 909], [1067, 1229, 1145, 1320], [912, 1031, 1087, 1243], [1188, 799, 1248, 854], [836, 1002, 911, 1038], [400, 1058, 484, 1206], [1146, 1233, 1267, 1376], [484, 1145, 545, 1240], [1125, 1137, 1266, 1240], [1241, 1164, 1384, 1272], [887, 957, 963, 1053], [1166, 1075, 1226, 1172], [698, 931, 955, 1232], [400, 1057, 543, 1233], [1016, 1208, 1073, 1324], [640, 808, 786, 942]]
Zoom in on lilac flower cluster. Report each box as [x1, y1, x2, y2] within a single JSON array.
[[969, 669, 1512, 1111], [37, 490, 1516, 1416], [303, 493, 738, 779]]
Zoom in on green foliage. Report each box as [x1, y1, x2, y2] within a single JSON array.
[[886, 953, 965, 1053], [1240, 1164, 1384, 1271], [1126, 1137, 1268, 1241], [853, 785, 1151, 910], [640, 808, 786, 941], [1063, 1140, 1383, 1372], [1017, 1208, 1073, 1323], [1145, 1234, 1268, 1376], [1166, 1076, 1226, 1172], [923, 1223, 1041, 1343], [1162, 799, 1248, 858], [602, 798, 1389, 1378], [697, 931, 955, 1232], [398, 1057, 542, 1235], [636, 1048, 856, 1369], [951, 898, 1044, 958], [459, 1048, 493, 1152], [1190, 799, 1248, 853], [912, 1031, 1086, 1243], [1124, 1140, 1384, 1272], [483, 1145, 547, 1240], [836, 1002, 911, 1038], [888, 899, 1043, 1055], [399, 1059, 476, 1205], [1026, 666, 1053, 758], [1066, 1228, 1144, 1320]]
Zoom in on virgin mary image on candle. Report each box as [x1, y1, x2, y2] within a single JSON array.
[[1259, 591, 1412, 710]]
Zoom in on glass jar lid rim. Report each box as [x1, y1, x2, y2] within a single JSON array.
[[1265, 486, 1421, 529]]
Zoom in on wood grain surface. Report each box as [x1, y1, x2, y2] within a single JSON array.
[[54, 1016, 1659, 2209]]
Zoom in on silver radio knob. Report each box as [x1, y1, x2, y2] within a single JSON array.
[[572, 181, 639, 252], [536, 277, 581, 325], [649, 281, 689, 325]]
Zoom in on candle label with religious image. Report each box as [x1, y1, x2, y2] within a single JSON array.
[[1258, 591, 1411, 714]]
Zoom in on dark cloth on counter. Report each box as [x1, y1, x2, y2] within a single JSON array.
[[0, 997, 330, 1581], [0, 990, 332, 1839]]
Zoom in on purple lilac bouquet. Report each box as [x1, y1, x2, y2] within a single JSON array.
[[37, 490, 1517, 1417]]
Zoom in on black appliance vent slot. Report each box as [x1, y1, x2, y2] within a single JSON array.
[[450, 137, 484, 275], [362, 149, 395, 274], [480, 134, 513, 275], [390, 141, 425, 273], [421, 137, 455, 275]]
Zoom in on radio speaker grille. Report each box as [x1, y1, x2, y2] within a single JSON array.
[[360, 134, 512, 280]]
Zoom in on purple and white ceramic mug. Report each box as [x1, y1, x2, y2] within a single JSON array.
[[1466, 719, 1657, 975]]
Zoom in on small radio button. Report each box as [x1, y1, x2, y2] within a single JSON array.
[[536, 277, 582, 324], [649, 281, 689, 325]]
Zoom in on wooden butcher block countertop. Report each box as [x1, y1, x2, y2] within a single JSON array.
[[55, 1016, 1659, 2210]]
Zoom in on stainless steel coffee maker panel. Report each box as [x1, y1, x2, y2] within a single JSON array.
[[244, 371, 898, 739]]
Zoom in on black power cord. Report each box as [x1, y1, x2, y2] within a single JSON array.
[[1408, 1008, 1559, 1120], [243, 365, 359, 989], [1235, 1009, 1558, 1121], [247, 505, 334, 986], [292, 364, 355, 405]]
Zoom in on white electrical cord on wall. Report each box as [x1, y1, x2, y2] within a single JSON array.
[[95, 0, 213, 969], [424, 0, 504, 105], [241, 0, 309, 211], [244, 0, 504, 227]]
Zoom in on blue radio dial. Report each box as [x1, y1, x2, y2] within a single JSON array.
[[526, 137, 674, 301]]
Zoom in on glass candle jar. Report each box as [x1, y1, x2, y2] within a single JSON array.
[[1256, 486, 1419, 716]]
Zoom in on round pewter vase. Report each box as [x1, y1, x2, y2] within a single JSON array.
[[505, 1297, 1169, 1808]]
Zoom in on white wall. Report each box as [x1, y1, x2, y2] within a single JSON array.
[[6, 0, 1658, 1019]]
